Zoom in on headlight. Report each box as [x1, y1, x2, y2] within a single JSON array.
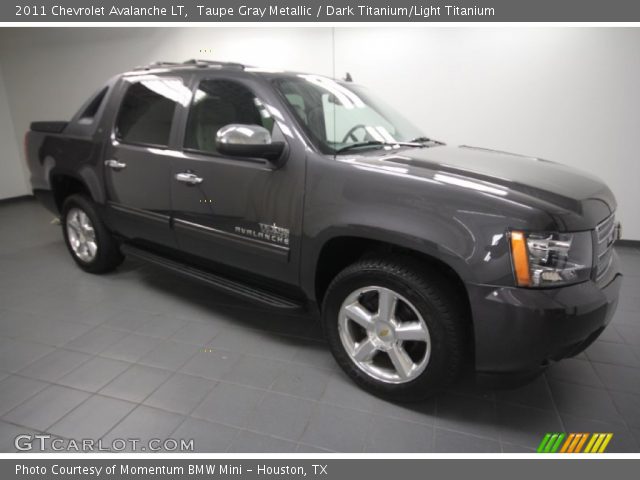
[[509, 230, 593, 287]]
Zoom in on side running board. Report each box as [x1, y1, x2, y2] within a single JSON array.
[[121, 245, 304, 311]]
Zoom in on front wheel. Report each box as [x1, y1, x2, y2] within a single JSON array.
[[322, 256, 468, 402], [62, 194, 124, 274]]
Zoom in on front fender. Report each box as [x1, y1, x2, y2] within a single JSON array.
[[300, 223, 474, 302], [299, 153, 549, 300]]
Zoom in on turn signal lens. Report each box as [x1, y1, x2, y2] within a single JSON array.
[[510, 231, 531, 286], [509, 230, 593, 288]]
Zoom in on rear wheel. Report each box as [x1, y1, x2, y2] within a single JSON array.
[[322, 256, 468, 401], [62, 195, 123, 273]]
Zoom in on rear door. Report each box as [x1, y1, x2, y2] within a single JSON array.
[[170, 73, 306, 286], [103, 74, 190, 248]]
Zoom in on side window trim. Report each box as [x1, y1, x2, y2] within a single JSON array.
[[78, 87, 109, 125], [65, 81, 116, 137], [112, 76, 186, 150]]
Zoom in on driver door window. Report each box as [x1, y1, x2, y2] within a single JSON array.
[[184, 79, 274, 155]]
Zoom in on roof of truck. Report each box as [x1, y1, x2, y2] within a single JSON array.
[[124, 59, 346, 82], [130, 59, 247, 72]]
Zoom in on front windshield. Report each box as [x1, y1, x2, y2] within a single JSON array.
[[273, 75, 425, 154]]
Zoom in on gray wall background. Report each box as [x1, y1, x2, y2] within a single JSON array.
[[0, 27, 638, 239]]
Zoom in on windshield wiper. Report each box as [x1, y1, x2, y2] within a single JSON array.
[[408, 136, 433, 143], [336, 140, 425, 154], [335, 141, 385, 154]]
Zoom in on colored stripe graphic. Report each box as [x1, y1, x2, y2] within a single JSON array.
[[559, 433, 575, 453], [549, 433, 565, 453], [597, 433, 613, 453], [574, 433, 589, 453], [538, 433, 613, 453], [537, 433, 552, 453], [560, 433, 588, 453], [537, 433, 565, 453], [584, 433, 614, 453]]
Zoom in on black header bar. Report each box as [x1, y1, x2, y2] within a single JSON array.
[[4, 0, 640, 23]]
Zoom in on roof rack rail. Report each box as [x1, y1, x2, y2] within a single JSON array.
[[133, 59, 246, 71], [182, 59, 246, 69], [132, 61, 180, 71]]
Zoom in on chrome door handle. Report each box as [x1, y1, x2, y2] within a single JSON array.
[[175, 172, 204, 185], [104, 159, 127, 171]]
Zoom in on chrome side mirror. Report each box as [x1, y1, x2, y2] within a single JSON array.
[[215, 124, 285, 162]]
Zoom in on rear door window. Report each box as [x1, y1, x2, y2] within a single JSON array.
[[115, 78, 187, 147]]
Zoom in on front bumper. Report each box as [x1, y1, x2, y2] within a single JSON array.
[[468, 251, 622, 384]]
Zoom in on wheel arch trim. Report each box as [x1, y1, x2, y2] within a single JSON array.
[[301, 225, 473, 304], [49, 166, 104, 211]]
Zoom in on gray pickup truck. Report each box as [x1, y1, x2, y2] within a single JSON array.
[[25, 59, 622, 400]]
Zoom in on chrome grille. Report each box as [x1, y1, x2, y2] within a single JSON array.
[[595, 213, 616, 280]]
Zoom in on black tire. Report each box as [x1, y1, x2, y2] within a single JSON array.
[[61, 194, 124, 274], [321, 256, 468, 402]]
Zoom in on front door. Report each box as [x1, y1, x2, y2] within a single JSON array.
[[170, 76, 305, 286]]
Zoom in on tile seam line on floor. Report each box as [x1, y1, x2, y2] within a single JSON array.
[[0, 338, 57, 369], [15, 346, 98, 385], [295, 441, 336, 453], [202, 324, 326, 345], [1, 376, 150, 424], [229, 422, 508, 454], [226, 418, 350, 450], [0, 377, 51, 419], [545, 376, 629, 432], [95, 362, 174, 403], [163, 346, 337, 376], [96, 404, 188, 448], [5, 368, 603, 431], [58, 324, 133, 355], [46, 392, 138, 439], [80, 317, 325, 349], [183, 382, 436, 428], [431, 426, 504, 452], [588, 358, 639, 438], [2, 302, 324, 344], [184, 384, 274, 445], [544, 374, 606, 390], [588, 364, 640, 396], [584, 352, 640, 369], [2, 386, 93, 434], [224, 428, 243, 454], [143, 380, 221, 447], [161, 374, 225, 440], [0, 308, 102, 327], [11, 365, 613, 439], [94, 339, 213, 443]]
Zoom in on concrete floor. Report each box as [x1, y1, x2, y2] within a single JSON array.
[[1, 198, 639, 453]]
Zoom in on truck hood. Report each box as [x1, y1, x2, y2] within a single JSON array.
[[355, 144, 616, 228]]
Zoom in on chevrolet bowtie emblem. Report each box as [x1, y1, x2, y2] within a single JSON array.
[[379, 328, 390, 337]]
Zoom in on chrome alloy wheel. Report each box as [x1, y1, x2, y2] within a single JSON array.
[[338, 286, 431, 384], [66, 207, 98, 263]]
